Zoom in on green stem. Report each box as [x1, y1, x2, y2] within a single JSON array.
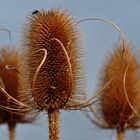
[[48, 110, 60, 140]]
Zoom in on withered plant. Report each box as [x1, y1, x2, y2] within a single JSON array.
[[17, 8, 131, 140], [19, 8, 89, 140], [86, 42, 140, 140], [0, 46, 33, 140]]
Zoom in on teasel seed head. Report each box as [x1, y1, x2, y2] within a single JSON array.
[[100, 42, 140, 130], [20, 8, 84, 112], [0, 46, 31, 124]]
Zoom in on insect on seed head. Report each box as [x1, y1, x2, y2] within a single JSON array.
[[21, 8, 84, 112]]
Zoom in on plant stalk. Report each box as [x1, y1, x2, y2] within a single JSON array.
[[48, 110, 60, 140], [117, 128, 125, 140], [8, 122, 16, 140]]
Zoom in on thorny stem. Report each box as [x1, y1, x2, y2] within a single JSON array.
[[48, 110, 60, 140], [117, 128, 125, 140], [8, 122, 16, 140], [77, 18, 125, 53]]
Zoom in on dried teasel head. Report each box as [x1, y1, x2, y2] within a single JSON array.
[[0, 46, 32, 125], [20, 8, 84, 112], [98, 42, 140, 130]]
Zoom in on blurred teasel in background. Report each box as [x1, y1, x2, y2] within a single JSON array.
[[0, 46, 33, 140], [86, 42, 140, 140]]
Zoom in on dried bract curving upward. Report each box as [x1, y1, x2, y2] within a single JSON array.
[[100, 42, 140, 130], [20, 9, 84, 112]]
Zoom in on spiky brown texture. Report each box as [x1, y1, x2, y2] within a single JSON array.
[[21, 9, 84, 111], [48, 110, 60, 140], [0, 47, 30, 124], [100, 42, 140, 129]]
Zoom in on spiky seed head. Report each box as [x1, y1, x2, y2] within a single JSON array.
[[0, 46, 30, 124], [21, 9, 84, 111], [100, 42, 140, 129]]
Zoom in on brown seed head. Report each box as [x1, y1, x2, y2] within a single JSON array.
[[0, 46, 30, 124], [21, 9, 84, 111], [100, 42, 140, 129]]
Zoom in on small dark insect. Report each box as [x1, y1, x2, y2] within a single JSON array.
[[32, 10, 39, 15]]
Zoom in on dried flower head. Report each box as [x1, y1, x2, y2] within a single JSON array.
[[0, 46, 31, 124], [19, 8, 86, 140], [84, 42, 140, 140], [91, 42, 140, 131], [20, 8, 84, 112]]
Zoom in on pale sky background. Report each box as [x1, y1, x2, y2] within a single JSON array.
[[0, 0, 140, 140]]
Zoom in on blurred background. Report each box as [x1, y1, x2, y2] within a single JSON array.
[[0, 0, 140, 139]]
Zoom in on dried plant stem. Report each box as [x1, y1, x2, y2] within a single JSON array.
[[117, 128, 125, 140], [8, 122, 16, 140], [48, 110, 60, 140]]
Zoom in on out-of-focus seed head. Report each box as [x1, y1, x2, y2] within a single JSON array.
[[21, 9, 84, 112], [0, 46, 30, 124], [100, 42, 140, 129]]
